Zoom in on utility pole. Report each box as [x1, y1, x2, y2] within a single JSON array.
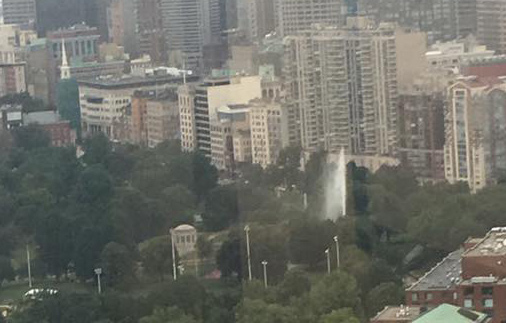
[[26, 245, 32, 288], [325, 248, 331, 274], [244, 225, 252, 281], [334, 235, 340, 269], [261, 260, 268, 288], [94, 268, 102, 294]]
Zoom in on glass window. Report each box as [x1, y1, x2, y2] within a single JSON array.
[[426, 293, 433, 301], [483, 299, 493, 308], [464, 299, 473, 308], [482, 287, 493, 295], [411, 293, 418, 302]]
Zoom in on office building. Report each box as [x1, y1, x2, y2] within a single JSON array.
[[79, 73, 197, 141], [237, 0, 276, 41], [136, 0, 165, 64], [360, 0, 477, 43], [160, 0, 222, 71], [445, 77, 506, 192], [277, 0, 342, 37], [406, 227, 506, 323], [46, 24, 100, 65], [35, 0, 98, 37], [107, 0, 137, 57], [2, 0, 36, 26], [284, 18, 398, 155], [178, 75, 262, 157], [477, 0, 506, 54]]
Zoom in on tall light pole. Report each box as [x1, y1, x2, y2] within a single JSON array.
[[325, 249, 331, 274], [261, 260, 268, 288], [94, 268, 102, 294], [333, 235, 340, 269], [171, 229, 177, 281], [244, 225, 252, 281], [26, 245, 32, 288]]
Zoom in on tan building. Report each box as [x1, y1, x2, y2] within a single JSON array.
[[395, 28, 428, 94], [237, 0, 276, 41], [210, 104, 251, 171], [179, 84, 198, 152], [249, 99, 288, 167], [178, 75, 262, 157], [146, 96, 179, 148], [444, 77, 506, 192], [0, 62, 26, 97]]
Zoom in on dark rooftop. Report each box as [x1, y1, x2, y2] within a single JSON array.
[[407, 248, 463, 292]]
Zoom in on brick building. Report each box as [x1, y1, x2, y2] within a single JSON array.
[[406, 227, 506, 323], [24, 111, 74, 147]]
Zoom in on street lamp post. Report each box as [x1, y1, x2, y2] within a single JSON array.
[[26, 245, 32, 288], [94, 268, 102, 294], [171, 229, 177, 281], [244, 225, 252, 281], [261, 260, 268, 288], [325, 249, 331, 274], [333, 235, 340, 269]]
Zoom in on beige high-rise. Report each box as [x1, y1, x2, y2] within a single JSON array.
[[284, 18, 398, 155], [477, 0, 506, 54]]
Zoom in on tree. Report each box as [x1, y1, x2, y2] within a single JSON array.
[[0, 256, 14, 282], [319, 308, 360, 323], [139, 235, 174, 282], [57, 79, 81, 136], [12, 125, 50, 151], [309, 271, 361, 316], [366, 282, 404, 317], [237, 299, 298, 323], [75, 165, 113, 205], [140, 307, 198, 323], [196, 235, 213, 259], [203, 186, 239, 231], [216, 231, 242, 279], [82, 133, 111, 166], [191, 152, 218, 200], [276, 269, 311, 303], [161, 185, 197, 225], [100, 242, 136, 287]]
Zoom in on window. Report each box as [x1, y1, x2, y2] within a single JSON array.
[[426, 293, 433, 301], [482, 287, 493, 295], [464, 287, 474, 296], [411, 293, 418, 302], [464, 299, 473, 308], [483, 299, 493, 308]]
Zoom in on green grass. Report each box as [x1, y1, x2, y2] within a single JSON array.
[[0, 281, 92, 304]]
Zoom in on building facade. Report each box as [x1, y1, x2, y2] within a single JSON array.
[[249, 99, 288, 167], [477, 0, 506, 54], [276, 0, 342, 37], [284, 19, 398, 155], [444, 78, 506, 192], [2, 0, 36, 26], [406, 227, 506, 323], [0, 63, 26, 97], [178, 76, 262, 157]]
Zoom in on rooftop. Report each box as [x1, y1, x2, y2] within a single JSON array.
[[407, 249, 462, 292], [371, 305, 421, 322], [464, 227, 506, 257], [78, 73, 199, 90], [24, 111, 64, 125], [413, 304, 489, 323]]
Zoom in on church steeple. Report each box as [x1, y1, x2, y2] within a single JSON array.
[[60, 39, 71, 80]]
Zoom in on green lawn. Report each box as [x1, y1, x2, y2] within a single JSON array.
[[0, 281, 92, 304]]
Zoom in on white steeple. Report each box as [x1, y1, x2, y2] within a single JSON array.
[[60, 39, 71, 80]]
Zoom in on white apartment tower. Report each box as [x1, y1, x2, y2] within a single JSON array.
[[445, 79, 506, 192], [277, 0, 343, 37], [284, 18, 398, 155]]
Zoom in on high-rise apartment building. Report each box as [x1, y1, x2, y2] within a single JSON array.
[[107, 0, 137, 57], [2, 0, 36, 26], [477, 0, 506, 54], [277, 0, 343, 37], [445, 77, 506, 192], [35, 0, 98, 37], [284, 18, 398, 155], [178, 75, 262, 157]]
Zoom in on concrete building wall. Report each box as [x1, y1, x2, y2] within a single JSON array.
[[179, 85, 197, 152], [2, 0, 36, 26], [477, 0, 506, 54]]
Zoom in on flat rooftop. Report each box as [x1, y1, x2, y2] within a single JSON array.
[[407, 249, 462, 292], [78, 74, 199, 90], [371, 306, 421, 322], [414, 304, 489, 323], [464, 227, 506, 257]]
